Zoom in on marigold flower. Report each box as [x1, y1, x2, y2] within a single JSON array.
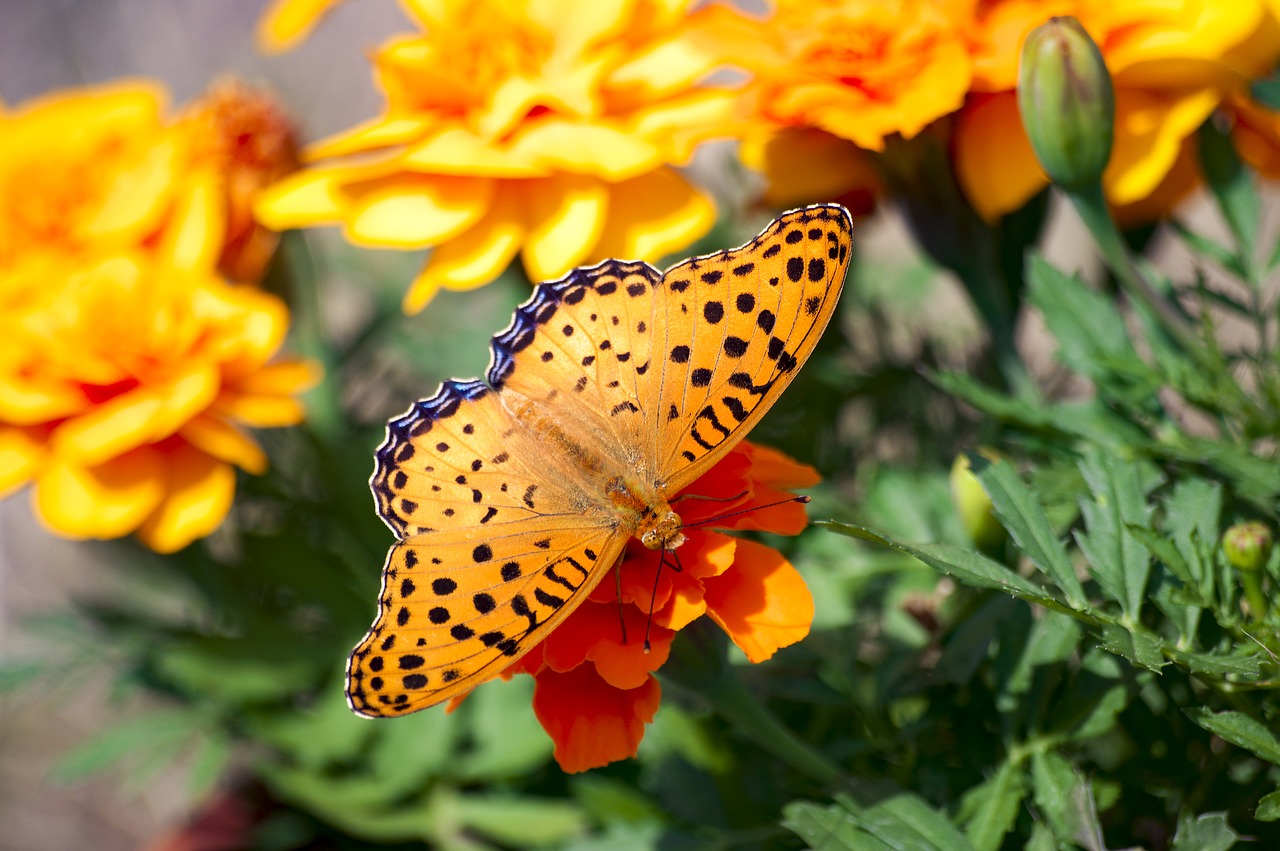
[[1227, 92, 1280, 179], [257, 0, 346, 53], [693, 0, 971, 208], [954, 0, 1280, 220], [0, 81, 313, 552], [464, 441, 818, 773], [255, 0, 732, 313]]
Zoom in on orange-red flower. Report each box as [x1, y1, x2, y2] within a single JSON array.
[[954, 0, 1280, 220], [694, 0, 971, 210], [480, 441, 818, 773], [255, 0, 733, 313], [0, 81, 313, 552]]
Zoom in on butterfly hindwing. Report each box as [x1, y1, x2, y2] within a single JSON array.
[[347, 521, 626, 715], [648, 204, 852, 490]]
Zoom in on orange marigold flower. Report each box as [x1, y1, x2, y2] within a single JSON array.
[[1228, 92, 1280, 179], [694, 0, 971, 208], [486, 441, 818, 773], [254, 0, 732, 313], [0, 81, 314, 552], [954, 0, 1280, 220]]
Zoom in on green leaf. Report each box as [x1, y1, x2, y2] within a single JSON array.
[[1095, 621, 1166, 672], [1198, 120, 1259, 279], [1167, 648, 1263, 678], [1171, 811, 1238, 851], [455, 675, 552, 780], [973, 458, 1086, 607], [454, 794, 588, 847], [817, 522, 1066, 612], [1256, 789, 1280, 822], [1184, 709, 1280, 765], [1030, 751, 1106, 851], [51, 709, 204, 783], [957, 761, 1026, 851], [1046, 651, 1130, 741], [1169, 221, 1249, 280], [1026, 255, 1146, 383], [1073, 451, 1159, 620], [783, 791, 976, 851]]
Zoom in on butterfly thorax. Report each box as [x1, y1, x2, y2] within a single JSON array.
[[605, 474, 687, 551]]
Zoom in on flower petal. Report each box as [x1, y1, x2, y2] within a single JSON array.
[[34, 448, 165, 539], [136, 444, 235, 553], [0, 425, 44, 496], [403, 188, 526, 313], [159, 171, 226, 273], [402, 128, 546, 177], [256, 0, 344, 52], [589, 168, 714, 262], [954, 91, 1048, 221], [531, 666, 661, 773], [1104, 87, 1219, 205], [179, 413, 268, 474], [509, 120, 663, 181], [703, 539, 814, 663], [542, 600, 671, 690], [345, 175, 495, 249], [254, 168, 357, 229], [518, 174, 609, 282], [741, 127, 880, 211]]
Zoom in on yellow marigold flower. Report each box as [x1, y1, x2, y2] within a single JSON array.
[[255, 0, 730, 313], [954, 0, 1280, 220], [693, 0, 971, 208], [0, 81, 314, 552]]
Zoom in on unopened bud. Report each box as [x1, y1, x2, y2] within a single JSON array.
[[1018, 17, 1114, 190], [950, 450, 1007, 556], [1223, 522, 1272, 573]]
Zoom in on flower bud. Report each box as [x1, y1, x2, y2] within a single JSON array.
[[1223, 522, 1273, 573], [1017, 17, 1114, 190], [950, 450, 1007, 556]]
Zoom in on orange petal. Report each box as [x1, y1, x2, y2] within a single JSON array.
[[0, 425, 44, 497], [160, 171, 225, 273], [1104, 87, 1219, 206], [231, 359, 321, 397], [403, 186, 526, 313], [542, 601, 671, 690], [589, 168, 714, 262], [954, 92, 1047, 221], [745, 442, 821, 490], [34, 448, 165, 539], [518, 174, 609, 282], [136, 444, 235, 553], [179, 413, 268, 474], [741, 127, 880, 211], [531, 666, 661, 773], [257, 0, 344, 53], [703, 539, 813, 663], [344, 174, 495, 249], [213, 392, 306, 428], [1231, 94, 1280, 179]]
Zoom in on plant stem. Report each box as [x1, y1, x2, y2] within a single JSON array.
[[281, 232, 344, 444], [1064, 183, 1199, 352], [700, 664, 845, 786]]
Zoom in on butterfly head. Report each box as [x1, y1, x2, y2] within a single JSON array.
[[640, 509, 686, 552]]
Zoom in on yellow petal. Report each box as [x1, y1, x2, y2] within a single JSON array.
[[0, 373, 84, 425], [519, 174, 609, 282], [305, 114, 435, 161], [254, 169, 356, 229], [628, 89, 738, 164], [742, 127, 880, 209], [403, 189, 527, 313], [52, 365, 220, 466], [214, 392, 307, 428], [179, 413, 268, 474], [529, 0, 634, 56], [589, 168, 714, 262], [508, 120, 663, 181], [608, 33, 716, 98], [159, 171, 225, 272], [0, 425, 44, 497], [401, 128, 546, 177], [83, 134, 181, 244], [35, 449, 165, 539], [257, 0, 344, 53], [136, 446, 235, 553], [1104, 87, 1219, 205], [232, 360, 321, 396], [954, 92, 1048, 221], [345, 175, 494, 249]]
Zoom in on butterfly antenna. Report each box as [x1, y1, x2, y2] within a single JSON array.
[[614, 558, 628, 646], [643, 548, 669, 654], [672, 489, 748, 505], [683, 495, 811, 529]]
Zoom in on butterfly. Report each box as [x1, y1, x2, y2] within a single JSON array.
[[346, 204, 852, 717]]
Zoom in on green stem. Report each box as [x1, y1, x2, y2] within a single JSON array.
[[281, 232, 344, 444], [1064, 182, 1199, 352], [1241, 569, 1269, 621], [700, 664, 845, 786]]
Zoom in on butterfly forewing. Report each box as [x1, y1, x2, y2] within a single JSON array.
[[647, 205, 852, 491]]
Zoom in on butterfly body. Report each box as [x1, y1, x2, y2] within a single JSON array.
[[348, 204, 852, 717]]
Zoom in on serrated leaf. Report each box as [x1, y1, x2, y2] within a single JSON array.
[[1026, 255, 1146, 384], [974, 459, 1086, 607], [1030, 752, 1105, 851], [1170, 221, 1249, 280], [51, 709, 204, 783], [1184, 709, 1280, 765], [957, 761, 1026, 851], [1074, 452, 1159, 619], [1096, 621, 1166, 671], [817, 522, 1066, 612], [784, 799, 890, 850], [784, 791, 976, 851], [1167, 648, 1263, 678], [1171, 811, 1238, 851]]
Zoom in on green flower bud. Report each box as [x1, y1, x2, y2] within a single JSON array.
[[950, 450, 1007, 556], [1223, 522, 1273, 573], [1017, 16, 1115, 190]]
